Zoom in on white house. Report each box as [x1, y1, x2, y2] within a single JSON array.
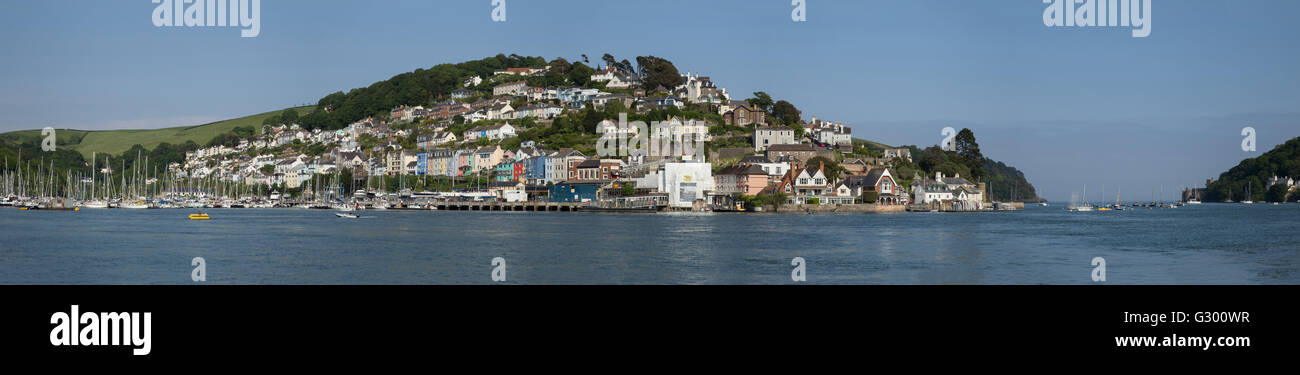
[[753, 126, 796, 152], [493, 81, 528, 97]]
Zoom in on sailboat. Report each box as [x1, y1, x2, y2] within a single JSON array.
[[1242, 185, 1254, 204], [83, 152, 110, 208], [1067, 186, 1096, 212]]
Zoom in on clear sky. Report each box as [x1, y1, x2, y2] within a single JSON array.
[[2, 0, 1297, 201]]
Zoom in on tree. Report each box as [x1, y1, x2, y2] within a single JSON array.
[[771, 100, 802, 125], [569, 62, 594, 86], [635, 56, 684, 90], [548, 58, 572, 75], [804, 156, 841, 183], [279, 109, 299, 124], [602, 54, 619, 71], [954, 128, 985, 180], [747, 92, 774, 113], [770, 192, 788, 210], [861, 190, 880, 204], [1265, 184, 1289, 202], [259, 164, 275, 175]]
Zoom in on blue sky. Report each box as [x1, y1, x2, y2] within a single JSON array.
[[2, 0, 1297, 201]]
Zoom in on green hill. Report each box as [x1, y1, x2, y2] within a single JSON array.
[[1, 106, 313, 158], [1206, 136, 1300, 202]]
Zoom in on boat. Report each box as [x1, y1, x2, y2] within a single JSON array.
[[1067, 187, 1096, 212], [24, 205, 80, 211], [83, 200, 110, 209], [335, 212, 360, 219], [1186, 199, 1202, 204], [188, 213, 211, 220], [120, 201, 150, 209], [1241, 185, 1254, 204]]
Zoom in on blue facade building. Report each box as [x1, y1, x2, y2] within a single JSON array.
[[416, 153, 429, 176], [548, 182, 601, 203]]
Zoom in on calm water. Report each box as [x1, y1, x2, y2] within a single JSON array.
[[1, 204, 1297, 284]]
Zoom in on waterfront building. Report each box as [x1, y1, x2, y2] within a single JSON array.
[[658, 162, 714, 208], [845, 167, 902, 205], [714, 164, 769, 196], [911, 171, 984, 209], [549, 182, 602, 203]]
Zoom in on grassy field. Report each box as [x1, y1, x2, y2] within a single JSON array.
[[0, 106, 313, 157]]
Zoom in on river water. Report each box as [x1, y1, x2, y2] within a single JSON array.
[[1, 203, 1296, 284]]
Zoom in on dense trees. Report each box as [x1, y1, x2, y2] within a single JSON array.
[[297, 54, 547, 131], [262, 109, 299, 126], [569, 62, 595, 87], [206, 126, 255, 148], [1206, 136, 1300, 202], [903, 128, 1039, 202]]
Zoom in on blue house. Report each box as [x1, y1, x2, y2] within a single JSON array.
[[525, 156, 548, 184], [416, 153, 429, 176]]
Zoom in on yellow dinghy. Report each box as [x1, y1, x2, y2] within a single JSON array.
[[188, 213, 211, 220]]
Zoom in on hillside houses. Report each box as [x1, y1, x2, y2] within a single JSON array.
[[723, 102, 766, 126], [805, 117, 852, 146], [493, 81, 529, 97], [463, 123, 516, 142], [589, 66, 641, 88], [163, 63, 972, 212]]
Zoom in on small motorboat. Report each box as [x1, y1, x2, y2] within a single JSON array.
[[335, 212, 360, 219], [188, 213, 211, 220]]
